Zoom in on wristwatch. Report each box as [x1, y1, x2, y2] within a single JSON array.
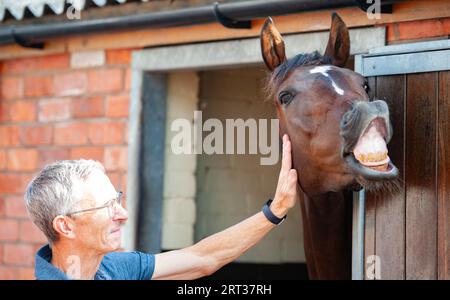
[[262, 199, 287, 225]]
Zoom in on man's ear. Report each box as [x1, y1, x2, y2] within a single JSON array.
[[260, 17, 287, 71], [324, 13, 350, 67], [53, 216, 76, 240]]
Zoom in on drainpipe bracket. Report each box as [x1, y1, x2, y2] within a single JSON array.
[[12, 27, 45, 49], [213, 2, 252, 29]]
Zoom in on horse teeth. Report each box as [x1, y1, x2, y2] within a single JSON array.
[[355, 151, 388, 164]]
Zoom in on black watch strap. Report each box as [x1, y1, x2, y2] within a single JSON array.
[[262, 199, 287, 225]]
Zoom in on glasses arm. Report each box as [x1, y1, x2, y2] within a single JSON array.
[[66, 203, 110, 216]]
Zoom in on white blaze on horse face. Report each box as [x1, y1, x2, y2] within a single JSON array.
[[309, 66, 345, 96]]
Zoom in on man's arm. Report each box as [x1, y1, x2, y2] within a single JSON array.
[[152, 134, 299, 280]]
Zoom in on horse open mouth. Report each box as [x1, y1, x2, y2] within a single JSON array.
[[345, 118, 399, 181]]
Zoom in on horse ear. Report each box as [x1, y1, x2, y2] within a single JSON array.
[[260, 17, 287, 71], [324, 13, 350, 67]]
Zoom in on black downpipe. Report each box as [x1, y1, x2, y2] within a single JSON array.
[[0, 0, 403, 48]]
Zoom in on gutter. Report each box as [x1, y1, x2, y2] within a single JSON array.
[[0, 0, 403, 48]]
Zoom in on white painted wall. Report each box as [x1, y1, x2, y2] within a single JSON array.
[[161, 71, 199, 249]]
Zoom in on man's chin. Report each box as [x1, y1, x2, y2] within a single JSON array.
[[104, 238, 122, 252]]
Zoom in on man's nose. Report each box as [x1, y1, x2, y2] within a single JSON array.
[[112, 203, 128, 221]]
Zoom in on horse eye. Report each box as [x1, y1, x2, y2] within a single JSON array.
[[279, 91, 293, 105], [363, 82, 370, 93]]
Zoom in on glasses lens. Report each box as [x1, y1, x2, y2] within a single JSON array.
[[108, 192, 123, 218]]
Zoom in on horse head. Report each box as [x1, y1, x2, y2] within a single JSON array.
[[261, 13, 399, 197]]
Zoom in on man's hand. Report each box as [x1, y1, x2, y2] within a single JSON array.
[[270, 134, 299, 218]]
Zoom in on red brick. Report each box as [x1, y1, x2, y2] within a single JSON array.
[[0, 173, 25, 194], [106, 49, 132, 65], [125, 68, 132, 91], [0, 150, 6, 170], [0, 197, 5, 216], [388, 18, 450, 42], [88, 121, 125, 145], [0, 266, 15, 280], [72, 96, 104, 118], [107, 172, 120, 188], [0, 219, 19, 241], [5, 196, 29, 218], [7, 149, 39, 171], [0, 77, 23, 100], [104, 146, 127, 171], [0, 126, 20, 147], [38, 98, 71, 122], [21, 125, 53, 146], [9, 100, 37, 122], [38, 148, 70, 168], [87, 69, 123, 93], [54, 123, 88, 145], [4, 243, 34, 266], [24, 75, 54, 98], [70, 146, 104, 161], [124, 122, 129, 144], [53, 72, 87, 96], [1, 54, 69, 74], [120, 173, 128, 199], [0, 101, 10, 122], [16, 267, 35, 280], [32, 243, 43, 254], [106, 94, 129, 118], [20, 220, 46, 243]]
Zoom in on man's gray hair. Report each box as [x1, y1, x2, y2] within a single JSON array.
[[24, 159, 105, 243]]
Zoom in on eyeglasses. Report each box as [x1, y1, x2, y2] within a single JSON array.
[[66, 191, 123, 218]]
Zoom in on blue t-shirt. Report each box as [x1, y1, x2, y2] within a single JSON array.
[[35, 244, 155, 280]]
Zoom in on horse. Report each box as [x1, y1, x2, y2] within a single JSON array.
[[260, 13, 399, 279]]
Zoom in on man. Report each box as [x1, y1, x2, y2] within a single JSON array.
[[25, 135, 299, 280]]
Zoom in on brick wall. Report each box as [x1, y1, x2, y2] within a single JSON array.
[[387, 17, 450, 44], [0, 48, 136, 279]]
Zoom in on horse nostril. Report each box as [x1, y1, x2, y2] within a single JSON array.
[[342, 102, 359, 127]]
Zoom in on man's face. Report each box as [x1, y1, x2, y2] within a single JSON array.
[[71, 169, 128, 254]]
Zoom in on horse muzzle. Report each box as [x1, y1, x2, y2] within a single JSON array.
[[340, 100, 399, 181]]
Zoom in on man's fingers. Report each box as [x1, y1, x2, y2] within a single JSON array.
[[289, 169, 297, 181], [281, 134, 292, 175]]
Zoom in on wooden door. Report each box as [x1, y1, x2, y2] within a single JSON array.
[[363, 71, 450, 280]]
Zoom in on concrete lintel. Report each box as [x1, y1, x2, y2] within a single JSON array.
[[132, 27, 385, 72]]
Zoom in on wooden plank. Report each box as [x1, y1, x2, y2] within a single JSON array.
[[364, 76, 377, 280], [374, 75, 406, 279], [0, 38, 67, 60], [405, 72, 438, 279], [438, 71, 450, 280]]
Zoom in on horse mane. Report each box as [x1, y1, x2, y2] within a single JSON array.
[[265, 51, 332, 100]]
